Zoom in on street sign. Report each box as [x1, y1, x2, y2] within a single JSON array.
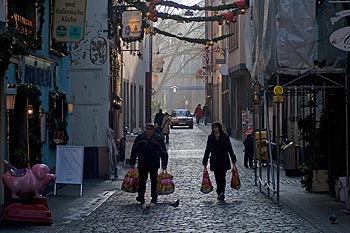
[[122, 11, 143, 41]]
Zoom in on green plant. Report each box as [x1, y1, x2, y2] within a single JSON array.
[[11, 147, 28, 169]]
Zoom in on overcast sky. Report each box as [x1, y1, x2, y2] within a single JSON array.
[[179, 0, 202, 6]]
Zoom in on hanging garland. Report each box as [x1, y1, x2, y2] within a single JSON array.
[[126, 0, 246, 12], [144, 22, 234, 45], [121, 0, 247, 45]]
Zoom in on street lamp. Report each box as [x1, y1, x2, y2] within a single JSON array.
[[67, 102, 74, 114], [27, 99, 33, 168], [171, 86, 177, 93], [112, 93, 123, 110], [5, 87, 16, 164], [6, 87, 16, 110]]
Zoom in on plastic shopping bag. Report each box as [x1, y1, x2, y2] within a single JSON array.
[[231, 164, 241, 190], [200, 168, 213, 194], [157, 171, 175, 195], [121, 169, 139, 193]]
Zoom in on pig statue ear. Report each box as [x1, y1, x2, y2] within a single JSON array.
[[32, 164, 49, 180]]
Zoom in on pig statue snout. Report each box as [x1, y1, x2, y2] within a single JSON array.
[[2, 164, 56, 199]]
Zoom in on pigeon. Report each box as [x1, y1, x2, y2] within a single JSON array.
[[142, 204, 150, 213], [169, 199, 180, 208], [329, 214, 337, 224]]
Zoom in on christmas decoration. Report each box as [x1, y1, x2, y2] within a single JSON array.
[[121, 0, 248, 45]]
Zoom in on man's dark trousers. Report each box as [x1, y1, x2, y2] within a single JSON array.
[[138, 168, 158, 202]]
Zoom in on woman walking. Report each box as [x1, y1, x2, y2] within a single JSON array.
[[202, 122, 237, 201]]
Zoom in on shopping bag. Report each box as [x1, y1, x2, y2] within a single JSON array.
[[231, 164, 241, 190], [121, 169, 139, 193], [200, 168, 213, 194], [157, 171, 175, 195]]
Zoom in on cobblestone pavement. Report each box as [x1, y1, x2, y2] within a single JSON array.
[[2, 125, 339, 232], [56, 126, 322, 233]]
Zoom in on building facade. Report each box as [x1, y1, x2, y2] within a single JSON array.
[[248, 0, 349, 198], [1, 0, 70, 211]]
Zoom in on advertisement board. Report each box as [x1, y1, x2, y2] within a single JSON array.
[[122, 11, 143, 41], [52, 0, 87, 43]]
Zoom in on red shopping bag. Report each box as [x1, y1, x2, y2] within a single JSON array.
[[157, 171, 175, 195], [121, 169, 139, 193], [231, 164, 241, 190], [200, 168, 213, 194]]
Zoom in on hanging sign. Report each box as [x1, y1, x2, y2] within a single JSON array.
[[52, 0, 87, 43], [122, 11, 143, 41], [330, 26, 350, 51]]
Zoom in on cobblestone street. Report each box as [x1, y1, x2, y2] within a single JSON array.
[[58, 126, 321, 233]]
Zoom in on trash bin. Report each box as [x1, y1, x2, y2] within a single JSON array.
[[282, 142, 300, 176]]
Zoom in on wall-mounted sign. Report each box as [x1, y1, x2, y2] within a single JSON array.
[[53, 0, 87, 43], [122, 11, 143, 41], [330, 26, 350, 51], [23, 56, 53, 87]]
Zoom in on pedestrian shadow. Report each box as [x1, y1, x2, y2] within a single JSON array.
[[201, 200, 242, 207]]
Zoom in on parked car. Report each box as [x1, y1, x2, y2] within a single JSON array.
[[170, 109, 193, 129]]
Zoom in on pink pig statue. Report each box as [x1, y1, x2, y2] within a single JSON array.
[[2, 164, 56, 199]]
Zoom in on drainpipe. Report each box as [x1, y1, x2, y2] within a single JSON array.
[[346, 52, 349, 210]]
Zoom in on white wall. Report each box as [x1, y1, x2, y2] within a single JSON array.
[[69, 0, 109, 147], [121, 42, 147, 133]]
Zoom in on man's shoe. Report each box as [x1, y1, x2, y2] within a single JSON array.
[[149, 201, 157, 207], [217, 193, 225, 201], [136, 196, 145, 204]]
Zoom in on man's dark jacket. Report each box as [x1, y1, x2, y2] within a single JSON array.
[[130, 133, 168, 170], [154, 112, 164, 127]]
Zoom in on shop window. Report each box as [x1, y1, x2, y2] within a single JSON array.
[[7, 0, 45, 49], [48, 91, 69, 148]]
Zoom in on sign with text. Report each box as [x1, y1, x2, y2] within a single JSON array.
[[122, 11, 143, 41], [55, 145, 84, 184], [125, 135, 137, 162], [23, 56, 53, 87], [53, 0, 87, 43]]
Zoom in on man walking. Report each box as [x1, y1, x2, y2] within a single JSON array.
[[130, 123, 168, 206], [154, 109, 164, 129], [202, 103, 210, 125], [194, 104, 203, 125]]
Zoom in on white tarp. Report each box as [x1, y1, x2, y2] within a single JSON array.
[[248, 0, 317, 82], [276, 0, 316, 73]]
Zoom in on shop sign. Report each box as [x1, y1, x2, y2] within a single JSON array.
[[122, 11, 143, 41], [330, 26, 350, 51], [24, 56, 52, 87], [53, 0, 87, 43]]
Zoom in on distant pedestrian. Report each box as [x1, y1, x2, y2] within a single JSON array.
[[161, 112, 171, 143], [194, 104, 203, 125], [243, 133, 254, 168], [202, 103, 210, 125], [154, 109, 164, 129], [117, 128, 129, 164], [202, 122, 237, 201], [130, 123, 168, 206]]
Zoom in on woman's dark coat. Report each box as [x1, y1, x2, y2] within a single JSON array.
[[202, 133, 236, 171]]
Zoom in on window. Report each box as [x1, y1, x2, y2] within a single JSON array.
[[8, 0, 37, 37], [228, 20, 238, 51]]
